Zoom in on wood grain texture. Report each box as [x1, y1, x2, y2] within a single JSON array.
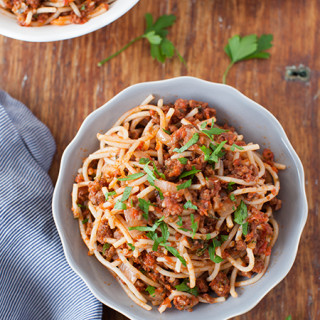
[[0, 0, 319, 319]]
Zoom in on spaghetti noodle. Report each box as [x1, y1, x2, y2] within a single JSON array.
[[71, 96, 285, 312], [0, 0, 113, 26]]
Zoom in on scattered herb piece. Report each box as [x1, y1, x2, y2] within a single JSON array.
[[178, 157, 188, 164], [128, 243, 135, 251], [173, 133, 199, 153], [77, 203, 86, 208], [200, 140, 227, 163], [229, 193, 236, 202], [143, 164, 157, 183], [82, 218, 88, 224], [196, 243, 208, 256], [175, 279, 199, 296], [105, 191, 117, 201], [234, 200, 248, 235], [206, 234, 211, 240], [114, 201, 127, 210], [98, 13, 185, 66], [201, 127, 227, 141], [118, 172, 145, 181], [285, 316, 292, 320], [176, 216, 183, 226], [162, 128, 171, 135], [209, 238, 223, 263], [145, 286, 156, 297], [139, 158, 150, 164], [177, 179, 192, 190], [80, 5, 85, 10], [179, 166, 201, 179], [162, 244, 186, 266], [242, 222, 249, 236], [153, 162, 166, 179], [230, 143, 244, 151], [190, 214, 198, 238], [129, 216, 164, 232], [223, 34, 273, 84], [220, 235, 229, 242], [200, 121, 207, 129], [139, 198, 151, 220], [227, 182, 235, 191], [183, 201, 198, 210], [121, 186, 132, 202], [102, 243, 111, 255]]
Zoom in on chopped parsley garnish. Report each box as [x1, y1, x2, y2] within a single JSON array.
[[162, 244, 186, 266], [176, 216, 183, 226], [139, 158, 150, 164], [242, 222, 249, 236], [105, 191, 117, 201], [129, 216, 164, 232], [145, 285, 156, 297], [162, 128, 171, 135], [206, 234, 211, 240], [77, 203, 86, 208], [80, 5, 85, 10], [82, 218, 88, 224], [201, 127, 227, 141], [102, 243, 111, 255], [177, 179, 192, 190], [196, 243, 208, 256], [138, 198, 152, 220], [200, 121, 207, 129], [118, 172, 145, 181], [175, 279, 198, 296], [143, 164, 157, 182], [229, 193, 236, 202], [234, 200, 248, 235], [153, 162, 166, 179], [220, 235, 229, 242], [227, 182, 235, 191], [128, 243, 135, 251], [190, 214, 198, 238], [209, 238, 223, 263], [200, 140, 227, 164], [179, 166, 201, 179], [178, 157, 188, 164], [183, 201, 198, 210], [114, 201, 127, 210], [121, 187, 132, 202], [173, 133, 199, 153], [230, 143, 244, 151]]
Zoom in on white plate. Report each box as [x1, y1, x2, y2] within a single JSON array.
[[0, 0, 139, 42], [52, 77, 308, 320]]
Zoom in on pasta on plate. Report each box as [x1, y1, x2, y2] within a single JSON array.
[[71, 95, 285, 312]]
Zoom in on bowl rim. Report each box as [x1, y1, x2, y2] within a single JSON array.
[[0, 0, 139, 42], [52, 76, 308, 320]]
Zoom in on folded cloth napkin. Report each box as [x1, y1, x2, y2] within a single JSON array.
[[0, 91, 102, 320]]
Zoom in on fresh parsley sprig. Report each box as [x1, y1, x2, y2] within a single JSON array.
[[234, 200, 249, 236], [98, 13, 185, 66], [175, 279, 198, 296], [223, 34, 273, 84]]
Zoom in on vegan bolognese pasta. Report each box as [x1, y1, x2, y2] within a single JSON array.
[[0, 0, 113, 26], [72, 96, 285, 312]]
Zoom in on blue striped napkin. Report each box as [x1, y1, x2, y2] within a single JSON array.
[[0, 91, 102, 320]]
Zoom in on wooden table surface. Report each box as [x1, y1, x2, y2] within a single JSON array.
[[1, 0, 319, 319]]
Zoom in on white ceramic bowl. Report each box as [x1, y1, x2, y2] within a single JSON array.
[[0, 0, 139, 42], [52, 77, 308, 320]]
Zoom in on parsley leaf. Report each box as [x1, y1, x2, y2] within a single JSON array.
[[114, 201, 127, 210], [105, 191, 116, 201], [230, 143, 244, 151], [200, 141, 227, 164], [139, 158, 150, 164], [153, 162, 166, 179], [220, 235, 229, 242], [200, 121, 207, 129], [82, 218, 88, 224], [223, 34, 273, 84], [163, 245, 186, 266], [202, 127, 227, 140], [128, 243, 135, 251], [208, 238, 223, 263], [162, 128, 171, 135], [179, 166, 201, 179], [175, 279, 199, 296], [121, 186, 132, 202], [176, 216, 183, 226], [129, 216, 164, 232], [102, 243, 111, 255], [285, 316, 292, 320], [173, 133, 199, 153], [98, 13, 184, 66], [190, 214, 198, 238], [229, 193, 236, 202], [178, 157, 188, 164], [227, 182, 235, 191], [177, 179, 192, 190], [242, 222, 249, 236], [183, 201, 198, 210], [145, 286, 156, 297], [234, 200, 248, 225], [138, 198, 151, 220], [118, 172, 145, 181]]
